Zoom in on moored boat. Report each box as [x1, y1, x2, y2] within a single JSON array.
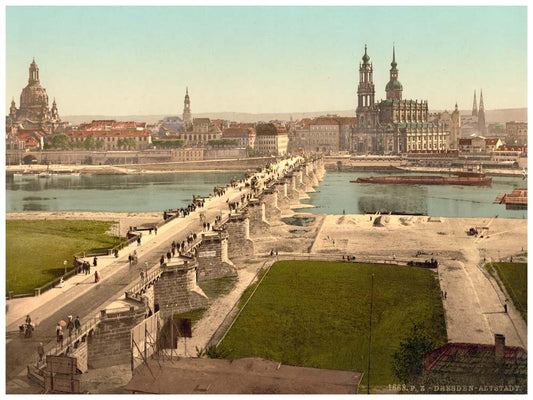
[[351, 174, 492, 186]]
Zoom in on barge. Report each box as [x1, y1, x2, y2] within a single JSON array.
[[351, 173, 491, 186]]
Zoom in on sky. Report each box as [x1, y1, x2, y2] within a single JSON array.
[[4, 5, 528, 116]]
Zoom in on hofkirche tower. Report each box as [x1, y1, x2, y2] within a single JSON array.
[[7, 59, 63, 133], [353, 45, 449, 154]]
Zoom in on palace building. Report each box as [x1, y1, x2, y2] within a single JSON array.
[[352, 46, 450, 154], [6, 59, 66, 134]]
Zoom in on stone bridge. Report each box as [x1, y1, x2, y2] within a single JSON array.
[[25, 155, 326, 392]]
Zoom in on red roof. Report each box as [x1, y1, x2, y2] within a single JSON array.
[[312, 117, 341, 125], [497, 145, 527, 152], [15, 128, 46, 138], [484, 138, 500, 145], [336, 117, 356, 125], [424, 342, 527, 372], [256, 123, 288, 136], [66, 129, 150, 138], [458, 138, 472, 145], [222, 127, 255, 135], [78, 120, 146, 130]]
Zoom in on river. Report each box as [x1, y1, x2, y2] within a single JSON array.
[[5, 170, 527, 218], [294, 171, 527, 219]]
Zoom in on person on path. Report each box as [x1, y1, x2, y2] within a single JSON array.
[[154, 225, 158, 235], [94, 271, 100, 283], [87, 262, 91, 275], [160, 255, 165, 266], [167, 251, 172, 261], [56, 323, 64, 349], [37, 342, 45, 364], [66, 316, 74, 341], [93, 256, 97, 267], [504, 304, 508, 313], [74, 316, 81, 335], [137, 237, 141, 246], [140, 270, 145, 281]]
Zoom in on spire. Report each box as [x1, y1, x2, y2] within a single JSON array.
[[479, 89, 484, 110], [362, 44, 370, 65], [391, 44, 397, 69], [472, 90, 478, 116]]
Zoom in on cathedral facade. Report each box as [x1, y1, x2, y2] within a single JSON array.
[[352, 46, 450, 154], [7, 59, 65, 133]]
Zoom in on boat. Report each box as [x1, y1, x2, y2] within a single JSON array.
[[53, 169, 81, 177], [37, 171, 53, 178], [364, 211, 424, 216], [351, 173, 492, 186]]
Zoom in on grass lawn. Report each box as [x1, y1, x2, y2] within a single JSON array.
[[218, 260, 447, 389], [6, 219, 123, 294], [487, 262, 527, 323]]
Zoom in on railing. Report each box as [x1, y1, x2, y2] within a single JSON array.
[[48, 315, 102, 357], [125, 268, 164, 302]]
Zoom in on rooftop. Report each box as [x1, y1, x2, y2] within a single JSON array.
[[124, 357, 362, 394]]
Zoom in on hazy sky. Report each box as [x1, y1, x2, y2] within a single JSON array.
[[5, 5, 528, 116]]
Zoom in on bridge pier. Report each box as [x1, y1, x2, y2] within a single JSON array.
[[225, 213, 255, 259], [275, 182, 291, 212], [247, 198, 271, 237], [87, 306, 145, 369], [287, 174, 301, 205], [154, 259, 209, 317], [261, 188, 282, 223], [196, 232, 237, 281]]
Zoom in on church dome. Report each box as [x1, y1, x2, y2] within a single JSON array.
[[386, 80, 403, 91], [20, 83, 49, 109]]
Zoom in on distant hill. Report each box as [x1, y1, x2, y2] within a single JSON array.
[[64, 108, 526, 125]]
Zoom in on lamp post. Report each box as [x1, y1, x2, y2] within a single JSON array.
[[63, 260, 68, 275]]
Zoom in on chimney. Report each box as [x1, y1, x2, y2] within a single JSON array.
[[494, 334, 505, 359]]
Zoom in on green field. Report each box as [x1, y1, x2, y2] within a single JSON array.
[[6, 219, 123, 294], [218, 260, 447, 389], [488, 262, 527, 322]]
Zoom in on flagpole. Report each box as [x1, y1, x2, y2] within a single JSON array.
[[367, 273, 374, 394]]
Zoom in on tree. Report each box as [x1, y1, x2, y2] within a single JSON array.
[[392, 322, 436, 384], [95, 139, 105, 150], [84, 137, 95, 150], [52, 134, 71, 149]]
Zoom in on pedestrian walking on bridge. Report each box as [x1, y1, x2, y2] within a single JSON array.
[[74, 316, 81, 335], [37, 342, 45, 365], [66, 316, 74, 342]]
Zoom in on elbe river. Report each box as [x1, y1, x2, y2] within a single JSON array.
[[5, 171, 527, 219]]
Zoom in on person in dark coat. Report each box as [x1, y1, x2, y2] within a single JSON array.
[[93, 256, 98, 267]]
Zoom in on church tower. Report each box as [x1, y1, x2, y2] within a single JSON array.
[[51, 98, 59, 120], [385, 46, 403, 100], [356, 45, 379, 130], [472, 90, 478, 117], [183, 87, 191, 126], [9, 98, 17, 121], [450, 102, 461, 149], [28, 58, 39, 84], [478, 90, 486, 135]]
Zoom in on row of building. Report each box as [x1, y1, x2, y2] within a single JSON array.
[[5, 57, 527, 158]]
